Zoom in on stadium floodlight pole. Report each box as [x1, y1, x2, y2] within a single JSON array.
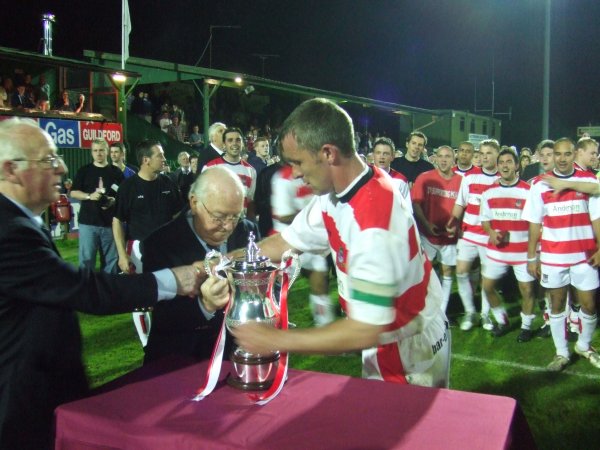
[[542, 0, 551, 139]]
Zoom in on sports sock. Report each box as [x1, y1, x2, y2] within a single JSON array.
[[481, 288, 491, 317], [440, 276, 453, 313], [520, 312, 536, 330], [575, 310, 597, 352], [456, 273, 475, 314], [491, 306, 508, 325], [309, 294, 334, 327], [549, 312, 569, 358]]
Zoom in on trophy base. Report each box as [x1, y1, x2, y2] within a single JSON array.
[[227, 349, 280, 391]]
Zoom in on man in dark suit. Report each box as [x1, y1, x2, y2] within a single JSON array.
[[170, 151, 195, 198], [142, 166, 259, 363], [196, 121, 226, 173], [0, 118, 203, 450], [521, 139, 554, 182]]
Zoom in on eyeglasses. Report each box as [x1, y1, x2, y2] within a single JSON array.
[[201, 201, 241, 227], [13, 155, 64, 169]]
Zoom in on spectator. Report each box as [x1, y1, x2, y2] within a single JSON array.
[[189, 124, 204, 151], [167, 116, 185, 142], [390, 131, 434, 185], [197, 121, 226, 173]]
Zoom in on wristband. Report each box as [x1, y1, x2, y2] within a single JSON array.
[[527, 257, 537, 262], [86, 194, 91, 200]]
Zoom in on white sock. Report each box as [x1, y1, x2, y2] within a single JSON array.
[[440, 276, 453, 313], [576, 310, 597, 352], [520, 312, 536, 330], [309, 294, 334, 327], [481, 289, 491, 317], [491, 306, 508, 325], [456, 273, 475, 313], [549, 312, 569, 358]]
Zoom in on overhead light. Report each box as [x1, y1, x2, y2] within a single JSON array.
[[234, 76, 243, 84], [205, 78, 220, 85], [111, 73, 127, 83]]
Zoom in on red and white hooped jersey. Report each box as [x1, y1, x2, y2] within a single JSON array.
[[387, 167, 411, 203], [522, 170, 600, 267], [480, 179, 530, 264], [203, 156, 257, 209], [455, 170, 500, 246], [281, 165, 442, 336], [271, 165, 314, 234], [453, 165, 483, 178]]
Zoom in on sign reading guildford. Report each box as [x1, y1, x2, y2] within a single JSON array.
[[36, 118, 123, 148]]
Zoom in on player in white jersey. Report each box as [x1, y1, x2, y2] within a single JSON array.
[[203, 128, 257, 220], [480, 149, 536, 342], [231, 98, 450, 387], [271, 165, 333, 326], [522, 138, 600, 371], [447, 140, 500, 331], [371, 137, 412, 207]]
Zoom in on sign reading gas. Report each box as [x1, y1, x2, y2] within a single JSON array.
[[39, 119, 80, 148]]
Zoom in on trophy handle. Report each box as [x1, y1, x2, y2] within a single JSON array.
[[204, 250, 231, 280]]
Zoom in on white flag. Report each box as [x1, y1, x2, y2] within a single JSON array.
[[122, 0, 132, 69]]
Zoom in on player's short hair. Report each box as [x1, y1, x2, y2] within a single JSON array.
[[406, 131, 428, 146], [498, 148, 519, 166], [279, 98, 355, 157], [222, 127, 244, 144], [458, 141, 474, 150], [536, 139, 555, 152], [136, 139, 161, 166], [479, 139, 500, 152], [372, 137, 395, 152], [576, 137, 598, 151]]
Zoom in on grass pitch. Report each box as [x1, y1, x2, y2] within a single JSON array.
[[57, 240, 600, 449]]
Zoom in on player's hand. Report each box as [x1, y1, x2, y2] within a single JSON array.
[[527, 260, 540, 280], [118, 255, 134, 274], [429, 223, 441, 236], [540, 174, 567, 196], [445, 216, 459, 237], [200, 276, 231, 312], [587, 249, 600, 268], [231, 322, 282, 355]]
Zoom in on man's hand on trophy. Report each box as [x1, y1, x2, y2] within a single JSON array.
[[231, 322, 280, 355], [200, 276, 231, 312], [171, 264, 205, 297]]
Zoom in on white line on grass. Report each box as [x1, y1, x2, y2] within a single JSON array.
[[453, 353, 600, 381]]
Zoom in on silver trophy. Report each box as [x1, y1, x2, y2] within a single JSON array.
[[205, 232, 299, 391]]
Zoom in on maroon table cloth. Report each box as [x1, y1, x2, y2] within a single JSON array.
[[54, 359, 535, 449]]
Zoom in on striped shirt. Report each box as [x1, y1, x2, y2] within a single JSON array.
[[282, 166, 442, 336], [271, 165, 314, 234], [522, 169, 600, 267], [203, 156, 257, 210], [455, 170, 500, 246], [480, 179, 530, 264], [453, 165, 482, 177]]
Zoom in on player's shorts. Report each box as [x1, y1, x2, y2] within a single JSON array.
[[540, 262, 600, 291], [456, 238, 487, 265], [362, 312, 450, 388], [420, 236, 457, 267], [483, 259, 535, 282], [300, 252, 329, 272]]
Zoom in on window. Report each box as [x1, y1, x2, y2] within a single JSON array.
[[460, 116, 465, 132], [470, 119, 475, 133], [482, 121, 488, 135]]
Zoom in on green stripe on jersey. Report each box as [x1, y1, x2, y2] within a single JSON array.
[[351, 278, 395, 307]]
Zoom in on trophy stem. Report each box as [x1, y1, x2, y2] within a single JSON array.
[[227, 347, 280, 391]]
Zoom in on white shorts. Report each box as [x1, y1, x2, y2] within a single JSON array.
[[540, 262, 600, 291], [362, 312, 450, 388], [420, 236, 457, 267], [456, 239, 487, 265], [483, 259, 535, 282], [300, 252, 329, 272]]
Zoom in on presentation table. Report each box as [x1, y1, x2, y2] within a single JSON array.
[[54, 358, 535, 449]]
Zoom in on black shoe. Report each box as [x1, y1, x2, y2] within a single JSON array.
[[492, 323, 510, 337], [517, 329, 533, 343], [536, 323, 551, 338]]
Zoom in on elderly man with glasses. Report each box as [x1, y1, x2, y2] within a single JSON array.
[[140, 166, 259, 364]]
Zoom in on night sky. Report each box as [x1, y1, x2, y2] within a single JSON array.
[[2, 0, 600, 148]]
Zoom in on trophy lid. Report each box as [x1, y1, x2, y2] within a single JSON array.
[[230, 232, 275, 272]]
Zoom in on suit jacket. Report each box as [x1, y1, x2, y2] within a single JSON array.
[[521, 162, 543, 182], [0, 194, 159, 450], [170, 167, 195, 199], [196, 144, 222, 175], [141, 212, 259, 364]]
